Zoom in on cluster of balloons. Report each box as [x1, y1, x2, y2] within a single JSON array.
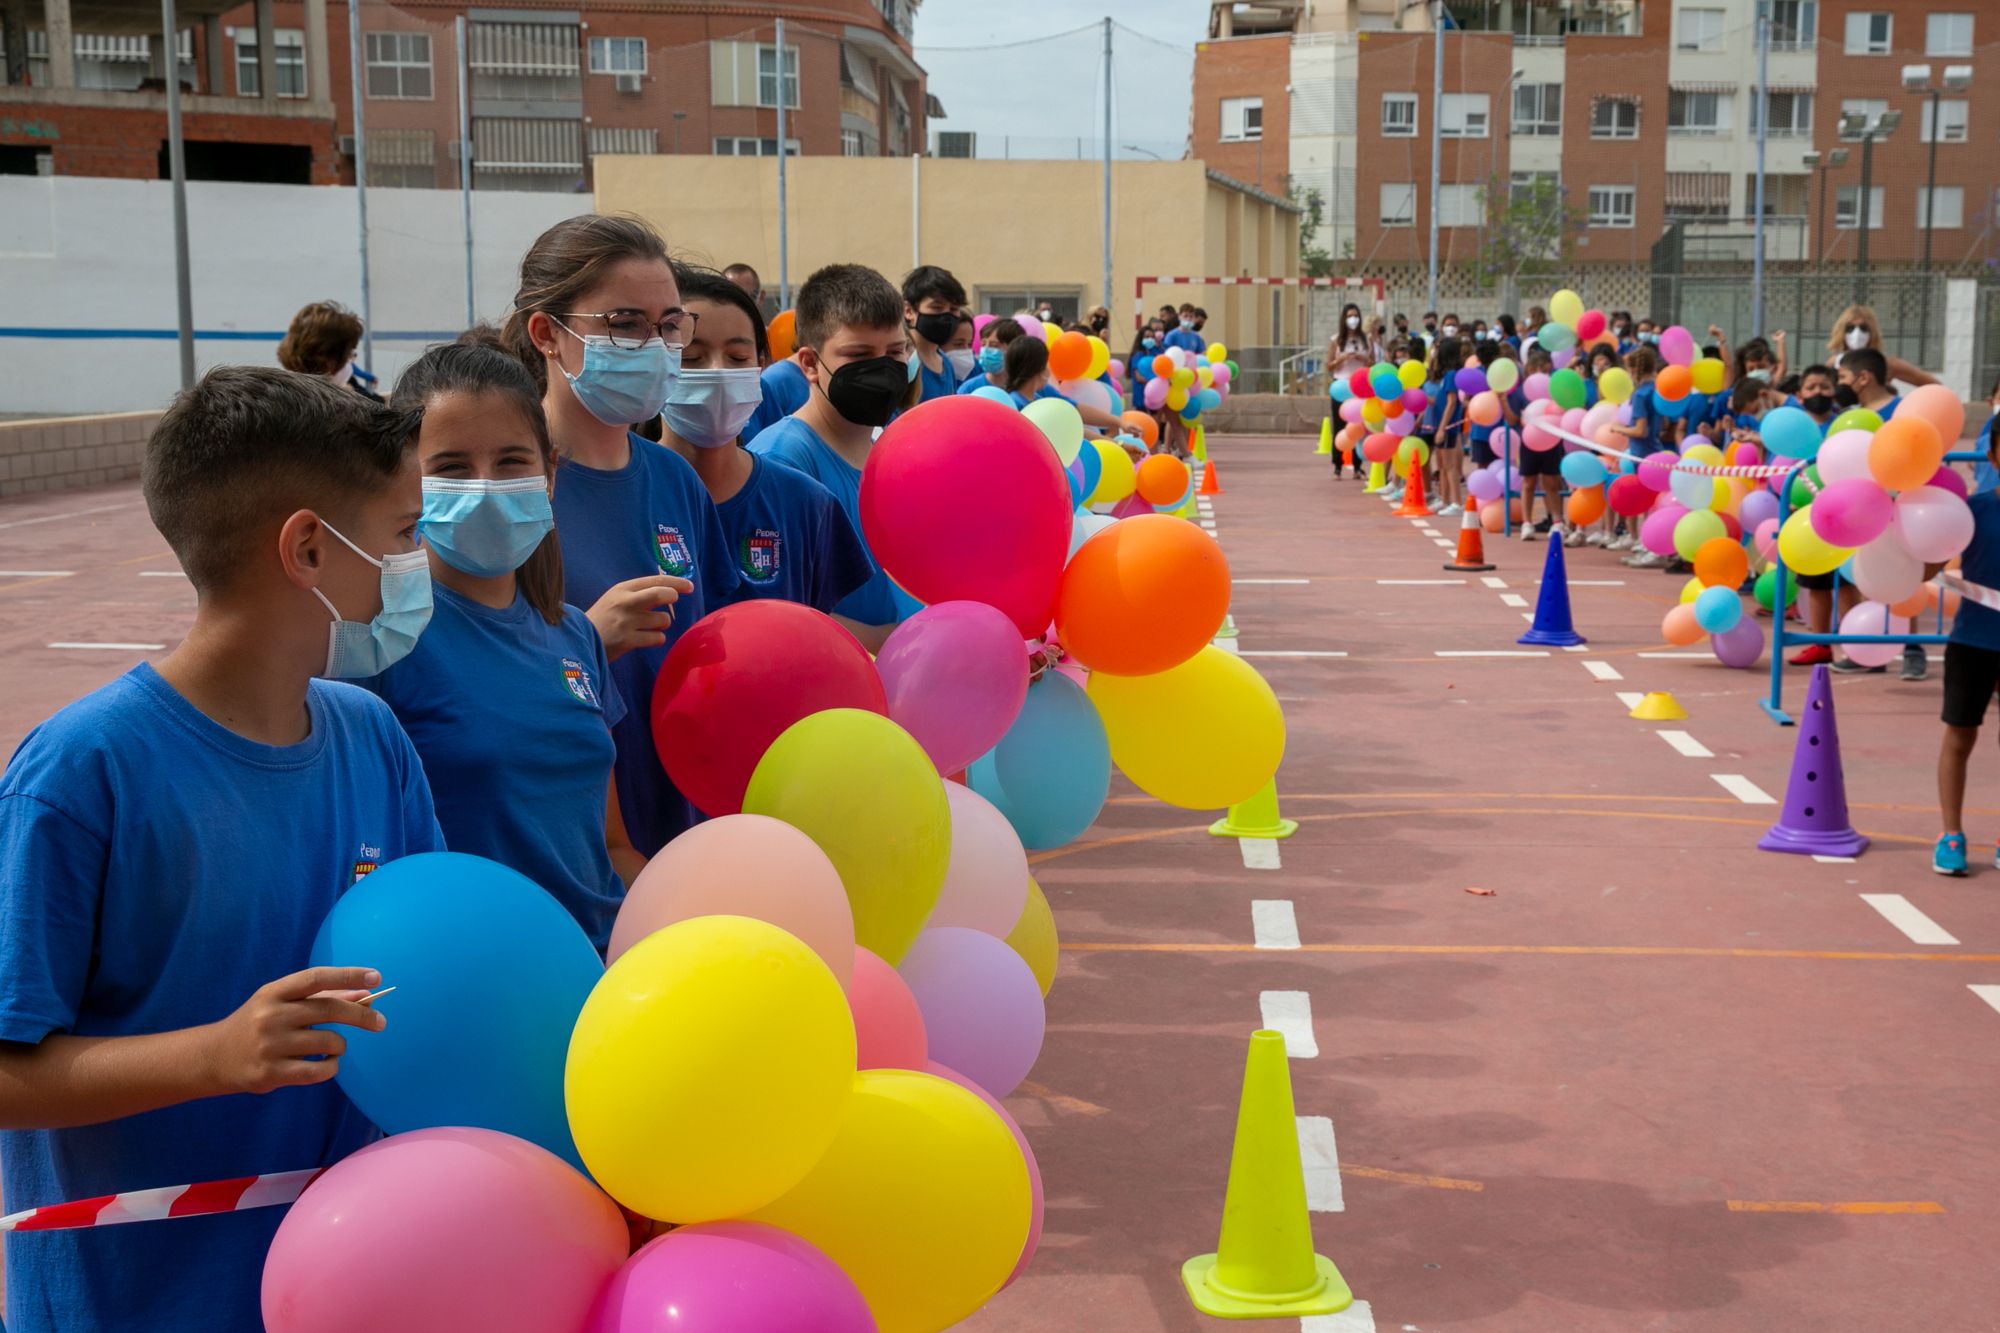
[[1331, 355, 1432, 481], [1141, 340, 1232, 423]]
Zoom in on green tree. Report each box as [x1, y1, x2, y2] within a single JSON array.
[[1290, 184, 1336, 279], [1471, 174, 1581, 290]]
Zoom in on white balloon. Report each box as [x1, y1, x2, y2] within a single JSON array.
[[1849, 534, 1922, 604], [1067, 511, 1117, 559], [1892, 486, 1975, 563], [1839, 602, 1909, 669], [1815, 429, 1876, 485]]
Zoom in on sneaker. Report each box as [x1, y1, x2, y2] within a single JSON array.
[[1437, 503, 1462, 517], [1564, 527, 1586, 547], [1520, 525, 1540, 541], [1584, 530, 1607, 546], [1622, 550, 1661, 567], [1935, 832, 1969, 877], [1662, 558, 1693, 576], [1901, 646, 1929, 682], [1607, 534, 1634, 551], [1830, 657, 1886, 675], [1788, 643, 1833, 666], [1534, 518, 1554, 534]]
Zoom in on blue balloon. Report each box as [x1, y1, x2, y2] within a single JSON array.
[[310, 852, 603, 1169], [1331, 378, 1354, 403], [1693, 584, 1744, 633], [967, 672, 1110, 850], [1074, 435, 1103, 505], [1655, 390, 1689, 419], [1760, 405, 1823, 460], [1560, 452, 1609, 489], [972, 385, 1015, 408], [1198, 387, 1222, 412], [1370, 371, 1402, 401]]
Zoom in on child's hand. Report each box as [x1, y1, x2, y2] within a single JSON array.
[[1707, 324, 1725, 340], [204, 966, 385, 1096], [589, 575, 694, 660]]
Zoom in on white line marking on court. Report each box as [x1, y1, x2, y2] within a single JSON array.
[[1860, 894, 1958, 946], [1521, 612, 1537, 621], [1297, 1116, 1344, 1212], [1436, 649, 1549, 657], [0, 501, 136, 531], [1418, 527, 1441, 537], [1241, 838, 1282, 871], [1550, 579, 1627, 586], [1301, 1302, 1378, 1332], [1812, 855, 1858, 864], [1481, 576, 1508, 588], [1212, 637, 1243, 656], [1657, 730, 1714, 758], [1583, 660, 1624, 681], [1407, 518, 1430, 526], [1259, 991, 1318, 1058], [1969, 985, 2000, 1017], [0, 570, 73, 577], [1616, 691, 1647, 709], [1433, 538, 1457, 548], [1235, 578, 1311, 585], [1711, 774, 1776, 805], [1499, 593, 1529, 608], [1252, 899, 1300, 948], [1241, 650, 1349, 658], [138, 569, 188, 577], [1377, 578, 1465, 585], [1640, 651, 1716, 659]]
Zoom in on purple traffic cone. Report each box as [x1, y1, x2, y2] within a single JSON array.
[[1757, 664, 1869, 858], [1517, 535, 1585, 647]]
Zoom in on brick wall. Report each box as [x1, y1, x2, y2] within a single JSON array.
[[19, 105, 341, 182], [1190, 34, 1293, 198], [0, 413, 160, 500]]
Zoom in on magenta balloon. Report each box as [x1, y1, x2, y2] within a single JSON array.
[[925, 1061, 1043, 1288], [1927, 466, 1969, 499], [586, 1222, 875, 1333], [1143, 376, 1169, 410], [876, 601, 1028, 776], [1638, 452, 1679, 492], [1640, 502, 1688, 556], [1710, 617, 1765, 669], [1893, 485, 1975, 562], [1400, 387, 1429, 414], [1809, 478, 1894, 548], [861, 398, 1073, 637], [898, 927, 1045, 1099], [1658, 325, 1695, 367]]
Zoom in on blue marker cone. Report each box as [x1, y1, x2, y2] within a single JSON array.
[[1518, 535, 1585, 647]]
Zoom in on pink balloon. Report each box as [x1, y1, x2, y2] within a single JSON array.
[[1809, 478, 1894, 548], [1338, 396, 1365, 424], [1814, 429, 1875, 484], [1521, 405, 1561, 452], [1839, 602, 1910, 668], [1638, 452, 1679, 492], [926, 1060, 1043, 1287], [1014, 314, 1045, 341], [1659, 325, 1696, 367], [1560, 407, 1587, 436], [973, 315, 997, 342], [1143, 376, 1169, 410], [608, 815, 854, 986], [876, 600, 1029, 777], [1211, 363, 1232, 387], [1580, 402, 1619, 440], [862, 398, 1072, 637], [929, 783, 1030, 935], [851, 945, 928, 1071], [586, 1222, 874, 1333], [898, 926, 1045, 1099], [1927, 465, 1969, 499], [1108, 358, 1126, 380], [263, 1128, 626, 1333], [1524, 372, 1551, 402], [1753, 517, 1781, 558], [1641, 502, 1689, 555], [1850, 533, 1922, 602], [1893, 485, 1975, 562], [1400, 386, 1430, 414]]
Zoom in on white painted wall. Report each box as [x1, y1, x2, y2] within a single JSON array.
[[0, 177, 589, 416]]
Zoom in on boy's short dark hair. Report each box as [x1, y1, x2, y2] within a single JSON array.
[[985, 316, 1025, 347], [1729, 379, 1766, 413], [1843, 346, 1889, 385], [145, 366, 412, 594], [795, 263, 904, 351], [901, 264, 966, 310], [1800, 363, 1835, 386], [276, 301, 363, 377]]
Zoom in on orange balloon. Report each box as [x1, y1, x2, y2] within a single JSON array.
[[1692, 536, 1748, 589], [1565, 485, 1606, 527], [1468, 391, 1502, 426], [1889, 588, 1931, 618], [1120, 410, 1160, 448], [1049, 331, 1092, 381], [1655, 364, 1692, 402], [1135, 454, 1191, 506], [1480, 502, 1504, 532], [1054, 514, 1230, 675], [1661, 602, 1706, 646], [768, 310, 797, 363], [1867, 415, 1946, 491], [1151, 354, 1174, 378], [1899, 384, 1966, 447]]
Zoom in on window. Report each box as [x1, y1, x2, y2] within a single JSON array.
[[588, 37, 645, 75], [364, 129, 434, 187], [1916, 186, 1963, 229], [1925, 13, 1972, 57], [364, 32, 432, 100], [1677, 7, 1725, 50], [1839, 98, 1888, 138], [1843, 11, 1890, 54], [1588, 185, 1635, 228], [1751, 91, 1812, 136], [1512, 82, 1561, 135], [1834, 185, 1884, 230], [1590, 97, 1638, 139], [1509, 170, 1560, 207], [1668, 89, 1730, 135], [1379, 182, 1416, 227], [1220, 96, 1263, 142], [1438, 183, 1484, 226], [757, 43, 799, 109], [1919, 99, 1969, 143], [842, 128, 865, 156], [1440, 93, 1489, 138], [234, 28, 306, 98], [1770, 0, 1816, 49], [588, 126, 657, 156], [1381, 92, 1417, 137], [713, 137, 800, 156], [1664, 171, 1731, 219]]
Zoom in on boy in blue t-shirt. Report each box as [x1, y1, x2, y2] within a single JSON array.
[[1935, 422, 2000, 875], [0, 368, 443, 1333], [903, 263, 967, 403]]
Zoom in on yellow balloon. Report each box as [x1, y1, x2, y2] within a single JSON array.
[[1022, 397, 1084, 467], [1705, 476, 1731, 512], [1679, 576, 1704, 605], [1041, 321, 1062, 343], [749, 1070, 1031, 1333], [1549, 289, 1584, 327], [1165, 386, 1190, 413], [1777, 506, 1852, 576], [1360, 397, 1387, 426], [1206, 342, 1228, 363], [743, 709, 950, 964], [1089, 437, 1137, 504], [1690, 356, 1726, 395], [1597, 367, 1633, 405], [1682, 441, 1723, 468], [1196, 365, 1214, 390], [1398, 359, 1427, 391], [1005, 877, 1057, 996], [565, 916, 856, 1221], [1171, 368, 1196, 390], [1084, 335, 1111, 381], [1087, 646, 1285, 809]]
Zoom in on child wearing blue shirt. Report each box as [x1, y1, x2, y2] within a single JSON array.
[[903, 263, 968, 403], [1934, 423, 2000, 875], [957, 315, 1027, 397], [0, 367, 443, 1333]]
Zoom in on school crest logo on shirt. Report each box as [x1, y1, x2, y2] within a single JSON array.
[[739, 527, 781, 583], [653, 523, 692, 577], [353, 842, 382, 884], [561, 657, 600, 707]]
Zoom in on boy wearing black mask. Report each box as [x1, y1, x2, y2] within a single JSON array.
[[750, 263, 917, 650], [1835, 347, 1901, 420], [902, 264, 968, 404]]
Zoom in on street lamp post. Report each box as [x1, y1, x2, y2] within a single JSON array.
[[1802, 148, 1847, 341], [1902, 63, 1971, 359], [1839, 108, 1899, 306]]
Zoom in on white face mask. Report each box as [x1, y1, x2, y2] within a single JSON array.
[[945, 347, 979, 378], [1346, 316, 1361, 330], [660, 367, 765, 449], [1442, 324, 1458, 337], [1845, 327, 1871, 351]]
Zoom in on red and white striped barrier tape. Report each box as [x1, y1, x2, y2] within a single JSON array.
[[1940, 572, 2000, 612], [1539, 420, 1809, 482], [0, 1167, 323, 1233]]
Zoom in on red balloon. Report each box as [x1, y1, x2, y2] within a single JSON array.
[[1717, 511, 1742, 540], [861, 397, 1072, 637], [651, 601, 886, 817], [1607, 473, 1654, 517], [1361, 431, 1400, 463], [1575, 310, 1607, 341], [851, 946, 927, 1071], [1347, 368, 1374, 400]]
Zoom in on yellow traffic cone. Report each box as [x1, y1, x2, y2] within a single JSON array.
[[1210, 780, 1299, 840], [1183, 1031, 1353, 1319], [1628, 691, 1688, 721], [1363, 460, 1387, 493], [1192, 423, 1209, 462], [1314, 418, 1333, 456]]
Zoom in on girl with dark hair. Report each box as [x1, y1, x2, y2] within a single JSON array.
[[1001, 333, 1052, 405], [372, 338, 641, 948]]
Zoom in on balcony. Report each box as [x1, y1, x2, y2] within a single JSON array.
[[1442, 0, 1644, 44], [1209, 0, 1305, 39]]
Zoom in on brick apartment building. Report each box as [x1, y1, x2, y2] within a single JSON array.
[[0, 0, 934, 187], [1193, 0, 1999, 274]]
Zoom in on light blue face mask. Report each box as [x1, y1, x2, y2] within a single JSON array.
[[419, 475, 553, 579], [554, 320, 682, 427], [979, 346, 1005, 374], [312, 520, 433, 679]]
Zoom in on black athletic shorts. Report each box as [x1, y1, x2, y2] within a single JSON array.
[[1516, 447, 1562, 477], [1795, 570, 1834, 591], [1942, 641, 2000, 728]]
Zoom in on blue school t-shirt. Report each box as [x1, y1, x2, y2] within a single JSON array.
[[0, 665, 442, 1333], [553, 436, 738, 857], [362, 585, 627, 949], [917, 352, 959, 403], [1627, 386, 1664, 456], [1164, 328, 1205, 354], [743, 358, 811, 443], [750, 416, 899, 628], [1952, 492, 2000, 651], [957, 372, 1006, 396], [717, 452, 875, 614]]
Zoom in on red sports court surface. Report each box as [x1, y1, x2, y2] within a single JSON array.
[[4, 456, 1999, 1331]]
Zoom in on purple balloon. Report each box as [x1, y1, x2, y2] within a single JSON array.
[[1927, 465, 1969, 499], [1740, 488, 1780, 533], [1466, 469, 1502, 503], [1710, 617, 1765, 669], [587, 1222, 874, 1333], [876, 601, 1029, 776], [898, 927, 1045, 1099], [1454, 367, 1488, 395]]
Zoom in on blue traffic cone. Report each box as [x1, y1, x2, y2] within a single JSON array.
[[1518, 534, 1585, 647]]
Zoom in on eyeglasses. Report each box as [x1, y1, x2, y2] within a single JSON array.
[[556, 309, 698, 350]]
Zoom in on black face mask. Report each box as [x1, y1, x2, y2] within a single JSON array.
[[1801, 393, 1834, 417], [913, 312, 958, 348], [1833, 383, 1859, 409], [821, 355, 909, 428], [1090, 314, 1108, 331]]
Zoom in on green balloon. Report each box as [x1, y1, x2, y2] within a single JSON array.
[[1225, 359, 1239, 380], [1828, 408, 1882, 436], [1549, 368, 1587, 411], [1784, 465, 1821, 509], [1754, 567, 1798, 611]]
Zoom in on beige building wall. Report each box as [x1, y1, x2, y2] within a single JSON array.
[[594, 156, 1302, 346]]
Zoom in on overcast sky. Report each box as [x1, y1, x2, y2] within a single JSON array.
[[912, 2, 1211, 160]]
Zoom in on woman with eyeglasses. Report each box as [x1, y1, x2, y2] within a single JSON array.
[[501, 213, 739, 856]]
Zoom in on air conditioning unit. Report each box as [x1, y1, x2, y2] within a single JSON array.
[[614, 72, 641, 94], [337, 134, 355, 155]]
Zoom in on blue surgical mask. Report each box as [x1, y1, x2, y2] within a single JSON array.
[[554, 319, 681, 427], [1748, 368, 1772, 384], [979, 346, 1005, 373], [1141, 337, 1157, 351], [312, 520, 432, 678], [419, 476, 553, 578], [661, 367, 765, 449]]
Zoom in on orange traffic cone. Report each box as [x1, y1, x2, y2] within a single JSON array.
[[1390, 465, 1431, 517], [1199, 459, 1223, 495], [1443, 500, 1494, 572]]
